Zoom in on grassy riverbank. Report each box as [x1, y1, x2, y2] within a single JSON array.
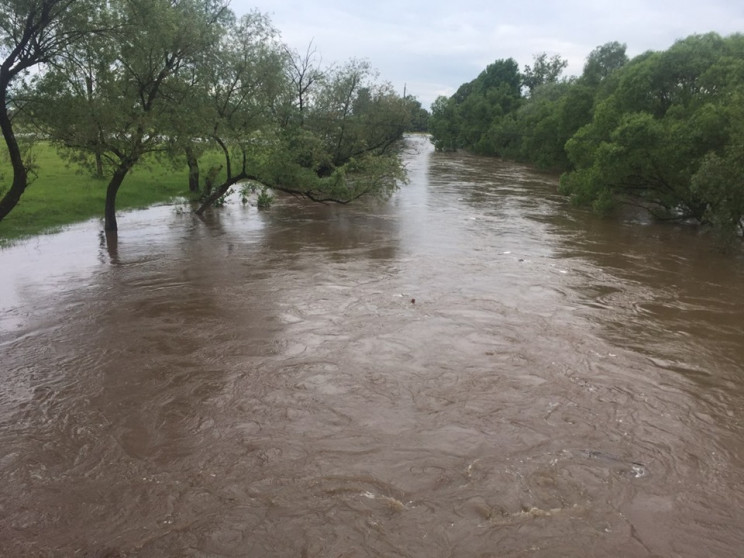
[[0, 143, 208, 243]]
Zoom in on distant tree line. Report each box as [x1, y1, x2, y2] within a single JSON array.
[[0, 0, 427, 233], [429, 33, 744, 244]]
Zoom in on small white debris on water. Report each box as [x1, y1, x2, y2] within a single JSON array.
[[631, 464, 648, 478]]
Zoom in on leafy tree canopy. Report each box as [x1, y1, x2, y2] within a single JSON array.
[[2, 0, 417, 232], [429, 32, 744, 243], [0, 0, 96, 220], [560, 32, 744, 241]]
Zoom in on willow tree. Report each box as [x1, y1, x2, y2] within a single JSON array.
[[197, 47, 411, 212], [560, 32, 744, 230], [0, 0, 91, 222], [265, 58, 410, 204], [192, 11, 288, 213], [428, 58, 522, 154], [283, 40, 323, 129], [30, 0, 229, 232], [522, 52, 568, 96]]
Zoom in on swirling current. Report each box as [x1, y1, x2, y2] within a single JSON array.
[[1, 135, 743, 556]]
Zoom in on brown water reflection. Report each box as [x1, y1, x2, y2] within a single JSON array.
[[1, 135, 743, 557]]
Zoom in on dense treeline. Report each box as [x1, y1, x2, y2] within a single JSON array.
[[0, 0, 426, 233], [429, 33, 744, 244]]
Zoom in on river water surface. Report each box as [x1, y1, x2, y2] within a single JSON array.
[[1, 135, 744, 557]]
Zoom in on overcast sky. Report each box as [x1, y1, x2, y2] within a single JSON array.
[[230, 0, 744, 109]]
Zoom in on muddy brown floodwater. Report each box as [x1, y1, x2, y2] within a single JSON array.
[[1, 135, 744, 557]]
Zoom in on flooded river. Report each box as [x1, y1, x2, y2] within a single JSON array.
[[1, 134, 743, 557]]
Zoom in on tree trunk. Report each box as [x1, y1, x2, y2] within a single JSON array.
[[0, 89, 29, 222], [185, 145, 200, 192], [94, 151, 104, 178], [86, 75, 105, 180], [103, 229, 119, 263], [0, 156, 28, 222], [104, 163, 133, 232], [195, 172, 256, 215]]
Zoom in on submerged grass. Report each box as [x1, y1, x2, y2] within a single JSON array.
[[0, 143, 212, 243]]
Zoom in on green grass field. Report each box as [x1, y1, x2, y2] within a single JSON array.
[[0, 143, 224, 243]]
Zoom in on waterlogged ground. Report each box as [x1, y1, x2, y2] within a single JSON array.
[[1, 135, 744, 556]]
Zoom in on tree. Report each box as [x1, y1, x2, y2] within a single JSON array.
[[692, 144, 744, 244], [428, 58, 522, 153], [403, 96, 429, 132], [308, 59, 406, 169], [192, 10, 288, 213], [560, 32, 744, 239], [581, 42, 628, 87], [0, 0, 91, 222], [28, 3, 117, 179], [31, 0, 229, 232], [284, 40, 322, 128], [262, 58, 409, 205], [690, 58, 744, 244], [193, 34, 410, 213], [506, 81, 573, 168], [428, 95, 460, 151], [522, 53, 568, 96]]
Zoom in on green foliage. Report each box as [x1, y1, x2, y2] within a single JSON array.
[[404, 97, 430, 132], [185, 19, 410, 212], [239, 184, 251, 205], [429, 32, 744, 244], [238, 182, 273, 208], [522, 53, 568, 96], [0, 0, 413, 234], [561, 32, 744, 242], [428, 58, 522, 154], [303, 59, 409, 168], [690, 90, 744, 244], [254, 129, 406, 204], [430, 51, 588, 169], [428, 96, 460, 151], [582, 42, 629, 87], [23, 0, 232, 230], [256, 186, 274, 209], [502, 81, 573, 167], [0, 143, 189, 242], [212, 188, 232, 207], [0, 0, 101, 222]]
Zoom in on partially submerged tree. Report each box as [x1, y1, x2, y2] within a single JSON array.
[[428, 58, 523, 154], [31, 0, 229, 231], [403, 96, 429, 132], [198, 53, 410, 213], [8, 2, 410, 231], [272, 58, 409, 203], [192, 10, 288, 213], [560, 33, 744, 241]]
